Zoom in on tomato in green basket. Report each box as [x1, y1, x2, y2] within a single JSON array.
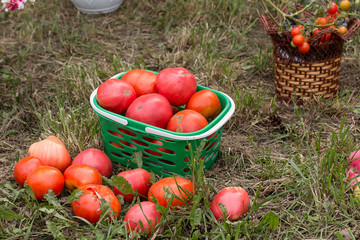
[[186, 89, 222, 119], [148, 176, 194, 208], [97, 78, 136, 114], [121, 70, 157, 96], [156, 67, 197, 106], [126, 93, 173, 129], [167, 109, 208, 133]]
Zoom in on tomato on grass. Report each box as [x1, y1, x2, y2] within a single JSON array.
[[26, 166, 64, 201], [64, 164, 102, 191], [124, 201, 162, 235], [113, 168, 152, 202], [72, 148, 113, 178], [210, 187, 250, 222], [71, 184, 121, 224], [148, 176, 194, 208], [14, 156, 45, 187]]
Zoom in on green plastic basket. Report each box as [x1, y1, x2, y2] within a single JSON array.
[[90, 72, 235, 177]]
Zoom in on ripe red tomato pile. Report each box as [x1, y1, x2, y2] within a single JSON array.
[[289, 1, 351, 54], [97, 67, 222, 133], [12, 134, 252, 235]]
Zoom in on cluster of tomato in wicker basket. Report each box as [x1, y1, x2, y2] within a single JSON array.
[[290, 1, 354, 54], [96, 68, 221, 134]]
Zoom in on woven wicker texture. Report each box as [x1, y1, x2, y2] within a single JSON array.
[[259, 4, 360, 103]]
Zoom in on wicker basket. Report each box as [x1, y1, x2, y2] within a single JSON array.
[[259, 4, 360, 103]]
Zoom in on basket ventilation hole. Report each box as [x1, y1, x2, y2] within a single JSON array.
[[132, 139, 149, 147], [158, 159, 176, 166], [108, 130, 124, 138], [185, 145, 189, 151], [121, 151, 132, 157], [184, 158, 189, 162], [147, 160, 162, 167], [143, 137, 154, 143], [183, 168, 190, 173], [157, 147, 175, 155], [120, 140, 136, 149], [144, 149, 162, 157], [206, 142, 216, 151], [207, 133, 216, 139], [118, 128, 137, 137], [109, 142, 124, 149], [111, 152, 123, 158]]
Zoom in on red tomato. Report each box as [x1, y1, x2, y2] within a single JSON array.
[[291, 25, 303, 37], [328, 2, 338, 15], [292, 35, 304, 47], [64, 164, 102, 191], [337, 26, 348, 35], [97, 78, 136, 114], [326, 12, 339, 23], [124, 201, 162, 235], [126, 93, 173, 129], [298, 42, 310, 54], [349, 150, 360, 163], [26, 166, 64, 201], [13, 156, 45, 187], [71, 184, 121, 224], [121, 70, 157, 96], [312, 28, 321, 36], [185, 89, 221, 119], [113, 168, 152, 202], [317, 17, 329, 29], [148, 176, 194, 208], [72, 148, 113, 177], [321, 33, 331, 42], [167, 109, 208, 133], [210, 187, 250, 222], [348, 151, 360, 195], [156, 67, 197, 106]]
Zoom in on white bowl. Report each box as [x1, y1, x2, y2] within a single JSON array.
[[71, 0, 124, 14]]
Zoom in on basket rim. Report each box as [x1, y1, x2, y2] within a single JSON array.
[[90, 72, 235, 141]]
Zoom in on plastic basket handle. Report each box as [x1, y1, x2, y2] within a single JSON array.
[[90, 88, 235, 141]]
